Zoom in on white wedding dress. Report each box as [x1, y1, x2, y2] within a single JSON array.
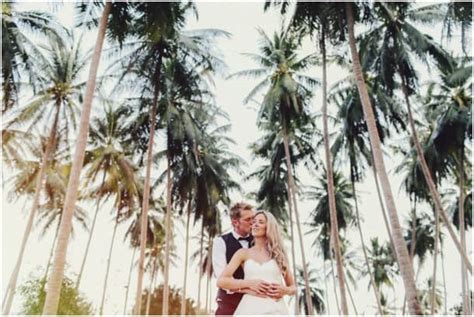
[[234, 258, 289, 315]]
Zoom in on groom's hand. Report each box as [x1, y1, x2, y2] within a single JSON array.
[[266, 283, 286, 300], [248, 279, 272, 296]]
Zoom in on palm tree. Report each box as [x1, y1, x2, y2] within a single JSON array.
[[231, 27, 319, 314], [1, 1, 63, 112], [248, 115, 317, 313], [76, 103, 135, 290], [345, 3, 422, 313], [284, 4, 355, 312], [364, 238, 398, 296], [122, 197, 165, 315], [306, 168, 357, 314], [292, 266, 325, 314], [441, 1, 472, 55], [426, 57, 472, 313], [419, 277, 443, 314], [41, 2, 116, 313], [110, 4, 228, 312], [404, 211, 437, 272], [362, 1, 471, 275], [93, 162, 140, 315], [3, 32, 89, 315]]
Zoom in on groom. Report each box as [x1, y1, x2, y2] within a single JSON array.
[[212, 202, 275, 316]]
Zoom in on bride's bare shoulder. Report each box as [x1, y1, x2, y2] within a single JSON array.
[[234, 248, 250, 261]]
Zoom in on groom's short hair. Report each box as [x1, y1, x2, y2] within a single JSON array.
[[229, 202, 253, 220]]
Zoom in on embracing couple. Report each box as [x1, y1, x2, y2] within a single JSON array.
[[212, 202, 296, 315]]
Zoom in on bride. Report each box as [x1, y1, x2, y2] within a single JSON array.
[[217, 211, 296, 315]]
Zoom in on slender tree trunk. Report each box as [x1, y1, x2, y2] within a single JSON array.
[[285, 165, 299, 315], [99, 213, 119, 315], [123, 248, 136, 315], [197, 221, 204, 312], [400, 74, 472, 273], [371, 152, 399, 265], [351, 176, 383, 315], [41, 4, 111, 314], [145, 253, 158, 316], [343, 271, 358, 315], [431, 204, 440, 315], [43, 220, 61, 284], [3, 102, 61, 315], [320, 32, 348, 315], [346, 4, 422, 314], [39, 219, 61, 297], [330, 254, 341, 315], [205, 236, 212, 314], [323, 260, 330, 315], [441, 247, 448, 315], [135, 56, 162, 315], [76, 170, 107, 290], [283, 133, 314, 315], [180, 198, 192, 316], [162, 157, 173, 315], [459, 149, 470, 314], [402, 200, 418, 315]]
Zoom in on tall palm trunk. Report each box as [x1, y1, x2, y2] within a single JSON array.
[[285, 166, 299, 314], [3, 102, 61, 315], [371, 152, 398, 265], [205, 236, 212, 314], [351, 173, 383, 314], [441, 247, 448, 315], [99, 212, 120, 315], [345, 4, 422, 314], [431, 204, 440, 315], [330, 251, 341, 314], [40, 219, 62, 298], [42, 4, 111, 314], [180, 198, 192, 316], [459, 148, 470, 314], [135, 55, 163, 315], [320, 31, 348, 315], [402, 201, 418, 315], [197, 221, 204, 312], [343, 271, 358, 314], [43, 219, 61, 284], [323, 260, 330, 315], [400, 75, 472, 273], [283, 133, 313, 315], [123, 248, 136, 315], [76, 171, 107, 289], [145, 253, 158, 316], [162, 157, 173, 314]]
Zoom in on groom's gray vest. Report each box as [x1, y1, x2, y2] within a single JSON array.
[[216, 232, 253, 307]]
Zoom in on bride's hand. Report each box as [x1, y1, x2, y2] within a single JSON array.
[[243, 288, 269, 298], [246, 279, 271, 296], [266, 283, 287, 300]]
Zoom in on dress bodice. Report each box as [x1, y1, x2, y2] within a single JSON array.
[[234, 258, 290, 315], [243, 258, 284, 285]]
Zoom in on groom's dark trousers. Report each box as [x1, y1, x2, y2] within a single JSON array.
[[215, 232, 253, 316]]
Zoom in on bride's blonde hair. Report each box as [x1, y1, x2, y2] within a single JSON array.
[[255, 210, 289, 276]]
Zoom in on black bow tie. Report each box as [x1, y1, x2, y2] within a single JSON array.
[[238, 236, 252, 243]]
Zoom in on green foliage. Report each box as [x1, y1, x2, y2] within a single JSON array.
[[19, 276, 93, 315], [134, 284, 197, 315]]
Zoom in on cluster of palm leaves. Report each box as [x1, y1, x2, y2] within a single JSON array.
[[2, 1, 472, 316]]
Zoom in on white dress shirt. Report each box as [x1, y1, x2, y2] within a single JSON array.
[[212, 229, 251, 283]]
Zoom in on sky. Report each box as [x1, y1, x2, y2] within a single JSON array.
[[2, 1, 472, 315]]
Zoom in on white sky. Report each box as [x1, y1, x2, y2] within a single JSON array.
[[2, 1, 472, 315]]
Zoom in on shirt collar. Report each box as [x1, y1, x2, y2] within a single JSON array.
[[232, 229, 250, 240]]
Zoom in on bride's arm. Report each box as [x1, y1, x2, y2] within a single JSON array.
[[217, 249, 269, 293], [282, 268, 297, 296], [216, 249, 246, 290]]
